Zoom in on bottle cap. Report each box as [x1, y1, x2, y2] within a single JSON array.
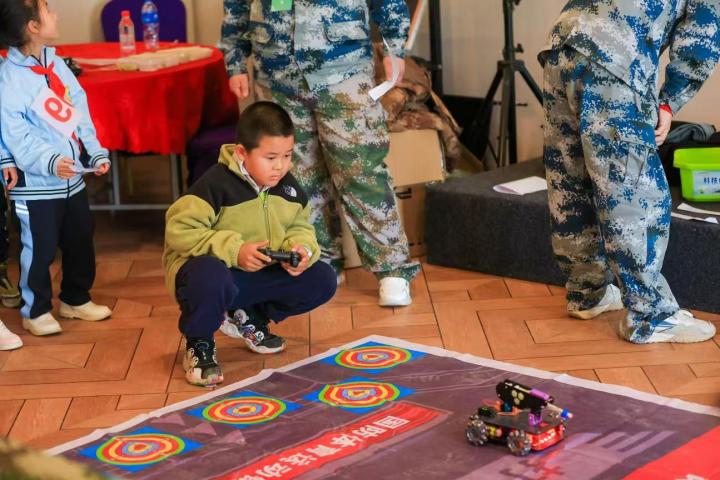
[[121, 10, 130, 16]]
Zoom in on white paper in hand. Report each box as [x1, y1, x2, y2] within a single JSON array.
[[71, 163, 99, 174], [369, 41, 401, 101], [493, 176, 548, 195]]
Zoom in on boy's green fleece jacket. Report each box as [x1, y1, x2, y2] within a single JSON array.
[[162, 144, 320, 297]]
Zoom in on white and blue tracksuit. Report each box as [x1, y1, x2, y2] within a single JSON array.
[[0, 130, 14, 264], [0, 58, 15, 171], [0, 136, 16, 171], [0, 47, 109, 319]]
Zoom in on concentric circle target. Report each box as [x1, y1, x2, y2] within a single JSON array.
[[335, 346, 412, 370], [201, 396, 287, 425], [96, 433, 186, 466], [318, 380, 401, 408]]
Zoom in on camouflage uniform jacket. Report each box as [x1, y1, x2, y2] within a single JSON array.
[[543, 0, 720, 113], [219, 0, 410, 92]]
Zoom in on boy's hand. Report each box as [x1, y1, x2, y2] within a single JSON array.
[[56, 158, 76, 179], [229, 74, 250, 100], [2, 167, 18, 190], [237, 240, 271, 272], [281, 245, 310, 277], [383, 56, 405, 84], [95, 163, 110, 176]]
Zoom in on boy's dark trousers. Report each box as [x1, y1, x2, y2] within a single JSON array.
[[15, 191, 95, 319], [175, 256, 337, 339]]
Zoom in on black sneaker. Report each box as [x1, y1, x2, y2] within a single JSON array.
[[0, 264, 21, 308], [183, 338, 224, 386], [219, 309, 249, 339], [242, 322, 286, 354]]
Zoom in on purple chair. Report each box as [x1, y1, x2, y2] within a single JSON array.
[[101, 0, 187, 43], [186, 124, 237, 187]]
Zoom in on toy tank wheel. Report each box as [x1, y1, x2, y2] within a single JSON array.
[[507, 430, 532, 456], [465, 418, 489, 446]]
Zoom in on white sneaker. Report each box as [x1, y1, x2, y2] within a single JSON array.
[[0, 320, 22, 350], [569, 284, 624, 320], [337, 271, 346, 286], [22, 312, 62, 336], [219, 309, 249, 339], [59, 301, 112, 322], [630, 310, 717, 344], [378, 277, 412, 307]]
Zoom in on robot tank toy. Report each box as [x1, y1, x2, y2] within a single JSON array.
[[465, 379, 573, 456]]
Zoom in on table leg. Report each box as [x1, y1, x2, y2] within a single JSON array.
[[89, 151, 175, 211], [111, 151, 121, 207], [170, 154, 182, 200]]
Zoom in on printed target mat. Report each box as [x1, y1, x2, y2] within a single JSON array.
[[55, 336, 720, 480]]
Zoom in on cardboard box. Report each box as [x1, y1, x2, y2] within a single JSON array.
[[342, 129, 445, 268]]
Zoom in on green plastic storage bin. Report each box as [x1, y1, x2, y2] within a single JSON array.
[[673, 148, 720, 202]]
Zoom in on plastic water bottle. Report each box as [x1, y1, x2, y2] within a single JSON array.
[[118, 10, 136, 56], [141, 0, 160, 51]]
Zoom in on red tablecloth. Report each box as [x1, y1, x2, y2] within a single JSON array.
[[54, 42, 238, 155]]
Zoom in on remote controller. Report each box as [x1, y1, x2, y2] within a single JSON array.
[[259, 248, 301, 268]]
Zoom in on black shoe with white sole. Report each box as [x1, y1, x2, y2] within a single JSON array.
[[241, 322, 286, 354], [183, 338, 223, 386]]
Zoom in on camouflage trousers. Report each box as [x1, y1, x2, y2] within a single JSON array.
[[256, 71, 420, 281], [542, 47, 679, 342]]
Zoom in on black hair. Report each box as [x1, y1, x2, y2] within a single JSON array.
[[235, 101, 295, 152], [0, 0, 40, 49]]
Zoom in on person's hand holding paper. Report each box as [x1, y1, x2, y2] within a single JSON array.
[[370, 38, 405, 102]]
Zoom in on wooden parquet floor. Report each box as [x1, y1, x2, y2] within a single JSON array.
[[0, 211, 719, 450]]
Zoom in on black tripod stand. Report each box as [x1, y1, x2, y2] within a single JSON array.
[[462, 0, 543, 167]]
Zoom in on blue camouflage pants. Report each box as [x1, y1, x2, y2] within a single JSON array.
[[542, 47, 679, 342]]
